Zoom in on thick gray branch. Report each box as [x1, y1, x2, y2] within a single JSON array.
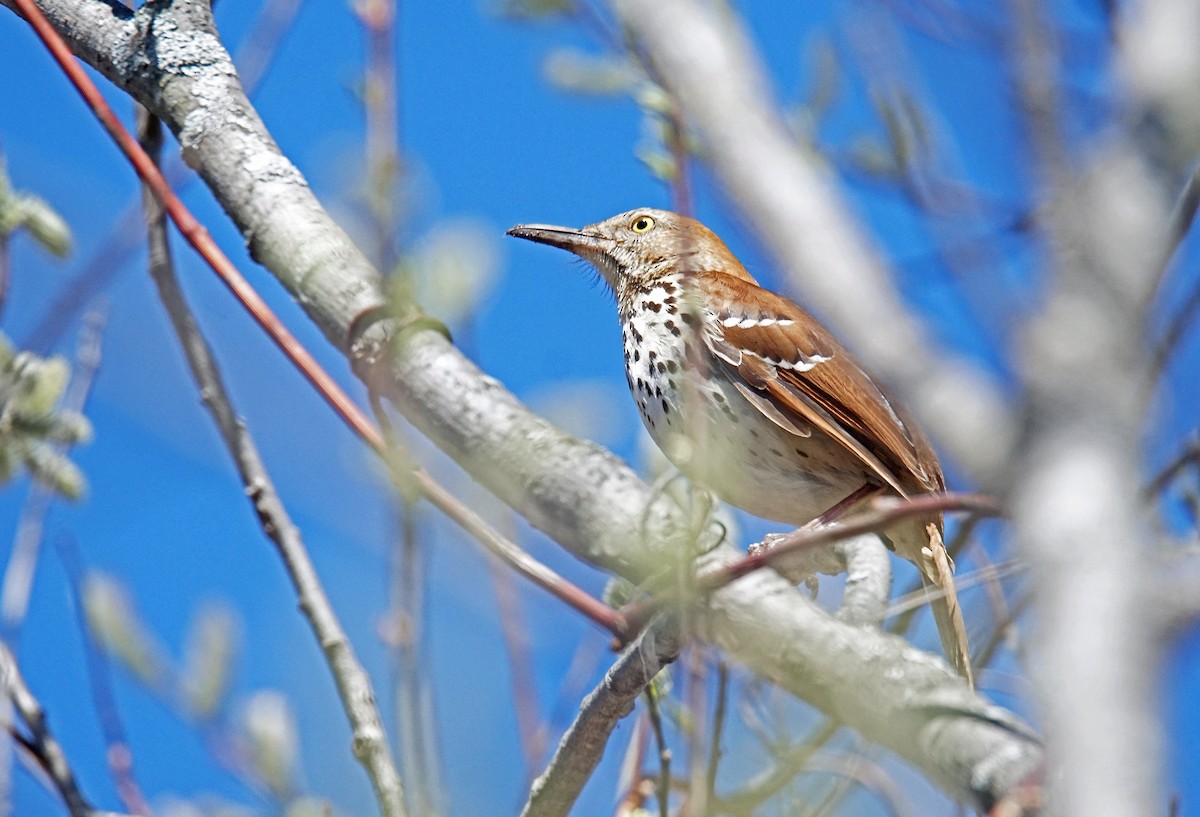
[[614, 0, 1013, 484], [6, 0, 1042, 807], [836, 535, 893, 627]]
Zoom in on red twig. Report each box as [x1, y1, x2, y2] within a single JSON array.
[[617, 492, 1001, 636], [12, 0, 385, 454], [487, 556, 547, 779], [25, 0, 304, 354], [368, 395, 628, 637]]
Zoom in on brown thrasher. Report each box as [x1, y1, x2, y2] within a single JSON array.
[[508, 208, 972, 684]]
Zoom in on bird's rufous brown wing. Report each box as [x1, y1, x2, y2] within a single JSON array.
[[694, 271, 941, 499], [694, 271, 971, 684]]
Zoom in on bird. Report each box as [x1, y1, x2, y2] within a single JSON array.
[[507, 208, 972, 684]]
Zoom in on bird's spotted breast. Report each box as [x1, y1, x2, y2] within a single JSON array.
[[618, 278, 867, 526]]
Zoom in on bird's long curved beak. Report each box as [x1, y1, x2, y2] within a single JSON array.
[[506, 224, 615, 256]]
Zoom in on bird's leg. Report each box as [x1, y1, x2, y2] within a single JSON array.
[[805, 483, 885, 531], [754, 483, 885, 591]]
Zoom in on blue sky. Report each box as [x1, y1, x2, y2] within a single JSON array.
[[2, 1, 1198, 815]]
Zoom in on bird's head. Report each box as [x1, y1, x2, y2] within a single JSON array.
[[507, 208, 752, 296]]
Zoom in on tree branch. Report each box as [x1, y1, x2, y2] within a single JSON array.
[[835, 535, 893, 627], [1, 641, 130, 817], [58, 536, 151, 816], [520, 616, 683, 817], [137, 109, 408, 817], [1006, 2, 1170, 816], [617, 492, 996, 636]]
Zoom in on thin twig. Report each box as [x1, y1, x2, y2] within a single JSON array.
[[519, 616, 682, 817], [886, 559, 1024, 617], [664, 100, 692, 217], [233, 0, 304, 94], [705, 661, 728, 805], [684, 646, 708, 815], [56, 536, 150, 816], [973, 586, 1034, 672], [616, 711, 650, 813], [389, 499, 442, 817], [488, 555, 546, 781], [643, 668, 671, 817], [354, 0, 402, 272], [0, 233, 10, 322], [803, 749, 912, 817], [965, 536, 1014, 637], [1145, 431, 1200, 498], [371, 400, 442, 817], [419, 464, 626, 633], [712, 720, 842, 815], [137, 109, 408, 817], [369, 391, 627, 640], [1146, 159, 1200, 316], [1151, 278, 1200, 387], [0, 642, 128, 817]]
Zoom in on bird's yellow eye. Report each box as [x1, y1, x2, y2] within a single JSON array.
[[630, 215, 655, 233]]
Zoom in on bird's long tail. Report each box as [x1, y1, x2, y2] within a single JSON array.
[[920, 523, 974, 687]]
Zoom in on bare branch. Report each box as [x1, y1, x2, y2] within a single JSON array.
[[520, 616, 683, 817], [57, 537, 150, 816], [137, 110, 408, 817], [0, 642, 130, 817], [1006, 1, 1171, 815]]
